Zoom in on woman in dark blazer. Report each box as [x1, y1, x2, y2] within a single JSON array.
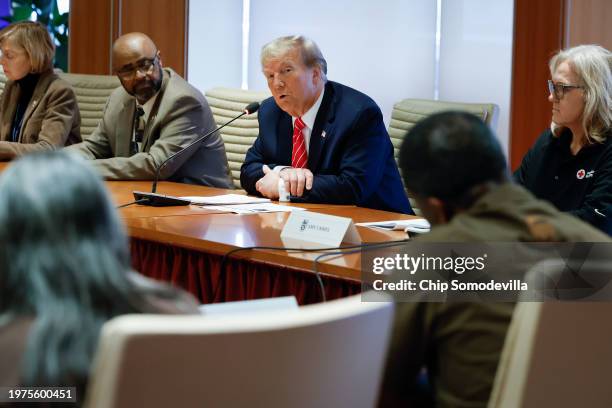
[[0, 21, 81, 160]]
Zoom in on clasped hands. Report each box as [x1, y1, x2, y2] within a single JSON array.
[[255, 164, 313, 200]]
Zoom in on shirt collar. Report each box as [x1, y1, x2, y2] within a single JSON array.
[[292, 87, 325, 130], [554, 127, 608, 158]]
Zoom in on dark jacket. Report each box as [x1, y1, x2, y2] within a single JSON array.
[[514, 128, 612, 234], [240, 81, 412, 214]]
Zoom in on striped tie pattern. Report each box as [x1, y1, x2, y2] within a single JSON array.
[[130, 106, 145, 156], [292, 117, 307, 168]]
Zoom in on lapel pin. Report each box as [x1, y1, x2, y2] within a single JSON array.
[[321, 130, 326, 138]]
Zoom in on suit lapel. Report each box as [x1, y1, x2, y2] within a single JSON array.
[[277, 111, 293, 165], [141, 68, 169, 152], [116, 98, 135, 156], [18, 71, 54, 141], [307, 82, 336, 172]]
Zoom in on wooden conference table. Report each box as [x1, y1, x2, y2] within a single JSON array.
[[115, 180, 414, 304], [0, 161, 414, 304]]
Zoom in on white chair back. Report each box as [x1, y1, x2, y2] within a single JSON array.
[[85, 294, 394, 408], [489, 260, 612, 408], [205, 87, 270, 189]]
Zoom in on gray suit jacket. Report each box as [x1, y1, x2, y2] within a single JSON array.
[[66, 68, 232, 188]]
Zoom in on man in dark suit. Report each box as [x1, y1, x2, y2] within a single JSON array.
[[240, 35, 412, 214]]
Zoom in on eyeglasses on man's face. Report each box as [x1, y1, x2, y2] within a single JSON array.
[[547, 79, 583, 100], [115, 53, 159, 80]]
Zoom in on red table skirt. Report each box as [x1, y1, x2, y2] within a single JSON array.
[[130, 238, 361, 305]]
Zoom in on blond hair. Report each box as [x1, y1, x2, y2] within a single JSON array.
[[0, 21, 55, 73], [550, 44, 612, 143]]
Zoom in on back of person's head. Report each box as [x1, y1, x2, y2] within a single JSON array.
[[0, 151, 131, 308], [0, 152, 170, 394], [549, 44, 612, 142], [399, 111, 507, 214], [0, 20, 55, 73]]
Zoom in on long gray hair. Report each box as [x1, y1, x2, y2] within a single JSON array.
[[550, 44, 612, 143], [0, 152, 175, 397]]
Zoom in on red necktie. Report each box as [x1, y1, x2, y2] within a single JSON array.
[[292, 117, 308, 168]]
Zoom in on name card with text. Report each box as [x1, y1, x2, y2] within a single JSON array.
[[281, 211, 361, 248]]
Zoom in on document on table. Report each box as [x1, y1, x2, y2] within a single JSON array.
[[178, 194, 306, 213], [180, 194, 271, 205], [205, 203, 307, 214], [356, 218, 431, 233]]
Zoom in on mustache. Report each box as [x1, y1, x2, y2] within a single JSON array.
[[134, 78, 161, 94]]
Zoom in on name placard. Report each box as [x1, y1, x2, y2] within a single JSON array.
[[281, 211, 361, 248]]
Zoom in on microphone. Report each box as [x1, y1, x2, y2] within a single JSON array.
[[133, 101, 261, 207]]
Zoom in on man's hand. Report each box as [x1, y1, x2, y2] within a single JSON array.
[[255, 165, 281, 199], [280, 167, 314, 197]]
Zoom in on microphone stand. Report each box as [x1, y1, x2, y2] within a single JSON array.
[[133, 102, 260, 207]]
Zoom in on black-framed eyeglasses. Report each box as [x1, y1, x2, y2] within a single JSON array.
[[547, 80, 583, 100], [115, 53, 159, 80]]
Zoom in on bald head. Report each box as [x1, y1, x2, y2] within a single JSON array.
[[112, 32, 157, 71], [111, 32, 163, 104]]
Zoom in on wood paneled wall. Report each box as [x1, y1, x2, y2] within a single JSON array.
[[114, 0, 188, 76], [69, 0, 188, 77], [568, 0, 612, 49], [69, 0, 113, 75], [509, 0, 566, 170]]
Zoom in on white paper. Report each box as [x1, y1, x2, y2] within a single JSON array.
[[181, 194, 271, 205], [204, 203, 307, 214], [199, 296, 298, 315], [356, 218, 431, 233]]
